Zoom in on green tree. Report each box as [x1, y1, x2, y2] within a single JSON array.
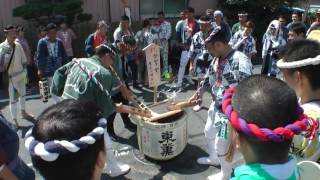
[[13, 0, 92, 25]]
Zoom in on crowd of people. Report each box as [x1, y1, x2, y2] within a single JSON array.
[[0, 6, 320, 180]]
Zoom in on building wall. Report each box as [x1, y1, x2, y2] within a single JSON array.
[[0, 0, 25, 34], [310, 0, 320, 5], [189, 0, 218, 15], [82, 0, 111, 22]]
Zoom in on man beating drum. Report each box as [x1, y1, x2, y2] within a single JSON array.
[[189, 28, 253, 180], [50, 44, 151, 177]]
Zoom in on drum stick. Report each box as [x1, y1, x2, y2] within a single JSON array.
[[167, 100, 200, 111]]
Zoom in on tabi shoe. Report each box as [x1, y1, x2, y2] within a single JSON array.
[[193, 104, 202, 112], [197, 156, 220, 166], [207, 171, 230, 180], [104, 162, 130, 177]]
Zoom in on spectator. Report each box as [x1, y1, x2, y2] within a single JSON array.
[[288, 22, 306, 41], [135, 19, 154, 85], [57, 21, 77, 59], [176, 10, 188, 43], [261, 20, 286, 78], [113, 16, 138, 88], [277, 40, 320, 162], [307, 9, 320, 35], [0, 25, 34, 127], [211, 10, 232, 42], [174, 7, 200, 92], [188, 15, 212, 112], [85, 20, 109, 57], [228, 75, 311, 179], [15, 25, 37, 89], [26, 100, 106, 180], [231, 11, 248, 35], [37, 25, 47, 40], [279, 15, 289, 41], [36, 23, 68, 101], [263, 15, 289, 44], [287, 11, 307, 31], [0, 110, 35, 179], [229, 21, 257, 60], [152, 11, 172, 76], [113, 15, 133, 42]]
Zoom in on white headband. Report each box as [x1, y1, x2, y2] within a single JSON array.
[[277, 55, 320, 69], [25, 118, 107, 162]]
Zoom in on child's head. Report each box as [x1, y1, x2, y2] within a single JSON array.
[[288, 22, 306, 41], [27, 100, 106, 180], [278, 40, 320, 99], [229, 75, 299, 163]]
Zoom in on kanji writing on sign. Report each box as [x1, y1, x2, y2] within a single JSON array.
[[143, 43, 160, 87]]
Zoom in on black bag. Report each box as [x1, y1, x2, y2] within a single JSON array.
[[0, 43, 16, 72]]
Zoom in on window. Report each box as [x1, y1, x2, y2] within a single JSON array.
[[140, 0, 187, 18]]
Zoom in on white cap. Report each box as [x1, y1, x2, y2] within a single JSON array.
[[214, 10, 223, 17]]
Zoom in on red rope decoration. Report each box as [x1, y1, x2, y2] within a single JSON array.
[[222, 87, 318, 142]]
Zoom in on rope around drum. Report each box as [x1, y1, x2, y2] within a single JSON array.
[[25, 118, 107, 162], [221, 87, 318, 142]]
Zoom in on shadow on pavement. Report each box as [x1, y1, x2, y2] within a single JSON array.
[[147, 144, 211, 176]]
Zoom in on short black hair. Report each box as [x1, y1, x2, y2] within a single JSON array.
[[187, 7, 195, 13], [16, 25, 25, 32], [158, 11, 165, 16], [199, 15, 211, 22], [46, 23, 57, 31], [121, 15, 130, 22], [279, 15, 286, 19], [31, 100, 105, 180], [292, 11, 301, 16], [37, 25, 46, 33], [142, 18, 151, 28], [205, 28, 227, 44], [232, 75, 299, 162], [95, 44, 117, 57], [289, 22, 306, 36], [280, 40, 320, 90]]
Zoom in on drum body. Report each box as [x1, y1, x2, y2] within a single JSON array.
[[132, 110, 188, 160]]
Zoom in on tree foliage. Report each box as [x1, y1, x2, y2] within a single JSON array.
[[13, 0, 92, 25]]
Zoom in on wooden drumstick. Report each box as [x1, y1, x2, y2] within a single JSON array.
[[148, 109, 182, 122], [167, 100, 200, 111]]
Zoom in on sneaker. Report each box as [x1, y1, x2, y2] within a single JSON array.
[[175, 86, 182, 93], [197, 157, 220, 166], [104, 162, 130, 177], [185, 76, 195, 85], [193, 105, 202, 112]]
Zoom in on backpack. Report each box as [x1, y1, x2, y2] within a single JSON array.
[[0, 43, 15, 72]]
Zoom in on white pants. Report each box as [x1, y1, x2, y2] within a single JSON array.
[[8, 74, 26, 120], [205, 102, 239, 179], [177, 50, 190, 86]]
